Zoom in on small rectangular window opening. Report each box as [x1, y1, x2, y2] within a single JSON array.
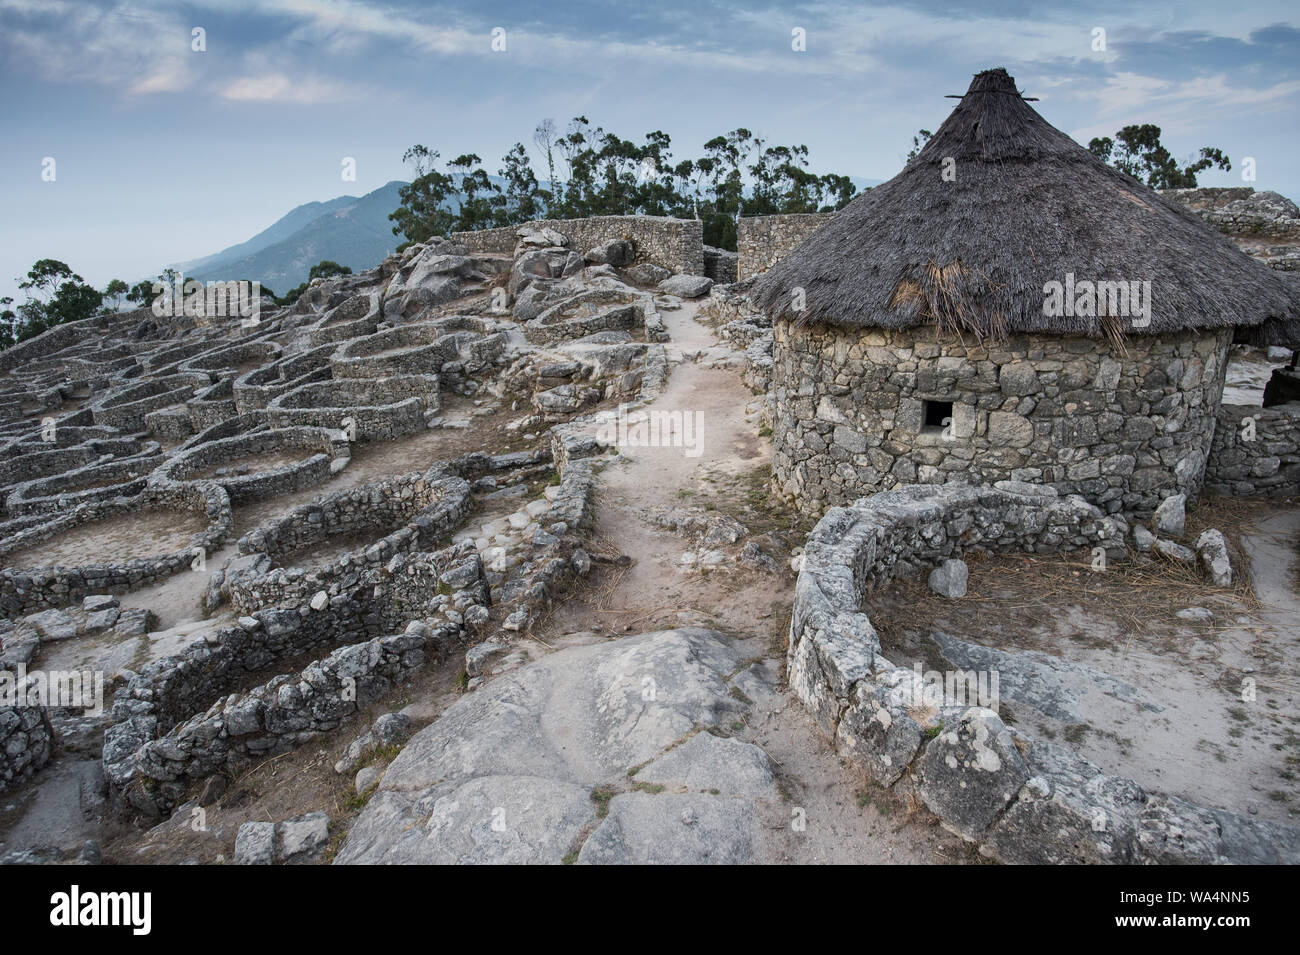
[[922, 399, 953, 434]]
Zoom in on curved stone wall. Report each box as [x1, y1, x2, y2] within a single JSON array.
[[790, 482, 1300, 863], [222, 471, 472, 612], [0, 482, 233, 616], [266, 376, 438, 440], [0, 701, 53, 793], [182, 340, 281, 374], [1204, 401, 1300, 498], [307, 292, 381, 346], [772, 321, 1233, 516], [184, 378, 239, 432], [149, 426, 350, 502], [0, 445, 102, 497], [233, 345, 335, 413], [329, 321, 458, 378], [91, 372, 212, 432], [6, 453, 162, 515]]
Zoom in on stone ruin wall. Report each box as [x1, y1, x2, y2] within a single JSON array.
[[736, 212, 837, 280], [1165, 187, 1300, 243], [772, 320, 1233, 517], [0, 701, 53, 794], [1205, 401, 1300, 497], [703, 245, 738, 284], [789, 482, 1299, 864], [454, 215, 705, 276]]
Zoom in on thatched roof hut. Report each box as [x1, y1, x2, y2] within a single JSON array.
[[753, 67, 1300, 348]]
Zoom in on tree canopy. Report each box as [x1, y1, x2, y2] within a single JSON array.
[[1087, 124, 1230, 189], [389, 118, 861, 251], [0, 259, 104, 349]]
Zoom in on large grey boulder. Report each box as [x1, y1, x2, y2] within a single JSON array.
[[657, 274, 713, 299], [583, 239, 634, 267], [235, 813, 331, 865], [509, 249, 571, 296], [621, 263, 672, 287], [915, 707, 1030, 840], [984, 740, 1147, 864], [233, 821, 275, 865], [516, 226, 568, 251], [82, 594, 119, 613], [335, 629, 771, 865], [278, 811, 331, 864], [25, 609, 78, 642]]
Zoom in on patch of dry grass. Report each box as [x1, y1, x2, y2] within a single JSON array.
[[873, 528, 1259, 650]]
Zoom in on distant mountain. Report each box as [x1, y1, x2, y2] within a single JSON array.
[[182, 181, 408, 294], [171, 193, 363, 275]]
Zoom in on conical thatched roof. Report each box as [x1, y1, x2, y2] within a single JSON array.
[[753, 68, 1300, 346]]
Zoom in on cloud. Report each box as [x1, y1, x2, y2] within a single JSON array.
[[0, 0, 200, 96], [1067, 70, 1300, 141], [220, 72, 359, 104]]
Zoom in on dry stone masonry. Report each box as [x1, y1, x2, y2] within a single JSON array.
[[736, 213, 836, 280], [0, 216, 663, 832], [772, 322, 1233, 515], [789, 483, 1300, 863]]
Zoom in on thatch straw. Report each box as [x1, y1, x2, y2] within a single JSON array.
[[752, 68, 1300, 346]]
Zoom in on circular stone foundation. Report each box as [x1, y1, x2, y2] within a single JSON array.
[[308, 293, 380, 346], [0, 483, 232, 615], [222, 471, 471, 612], [266, 376, 439, 441], [91, 373, 212, 432], [788, 482, 1297, 864], [6, 454, 163, 515], [150, 426, 350, 502], [182, 340, 281, 376], [329, 321, 458, 379], [232, 346, 335, 413]]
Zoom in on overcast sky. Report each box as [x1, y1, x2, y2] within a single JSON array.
[[2, 0, 1298, 303]]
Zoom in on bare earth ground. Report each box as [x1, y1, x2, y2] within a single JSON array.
[[3, 508, 208, 569], [190, 448, 314, 480], [527, 302, 968, 863]]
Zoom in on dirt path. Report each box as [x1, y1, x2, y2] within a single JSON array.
[[533, 300, 965, 864]]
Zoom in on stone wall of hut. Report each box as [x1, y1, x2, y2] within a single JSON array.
[[1203, 401, 1300, 498], [771, 320, 1233, 516]]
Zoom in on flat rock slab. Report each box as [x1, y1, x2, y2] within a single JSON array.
[[336, 628, 775, 865], [931, 631, 1162, 724], [578, 792, 758, 864]]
